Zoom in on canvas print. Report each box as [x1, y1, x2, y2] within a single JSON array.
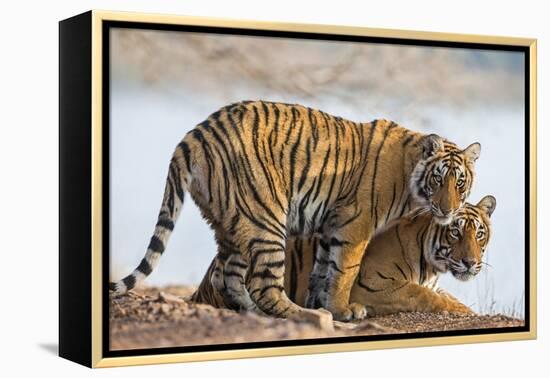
[[107, 26, 527, 352]]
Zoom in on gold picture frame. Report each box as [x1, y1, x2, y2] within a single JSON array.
[[59, 10, 537, 368]]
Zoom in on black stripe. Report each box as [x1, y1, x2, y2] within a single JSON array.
[[156, 218, 174, 231], [248, 238, 286, 250], [136, 258, 152, 275], [237, 155, 286, 232], [314, 257, 329, 266], [393, 262, 408, 280], [344, 263, 361, 270], [191, 128, 214, 203], [177, 141, 192, 172], [249, 248, 285, 272], [228, 213, 240, 234], [370, 122, 397, 220], [352, 119, 376, 201], [289, 249, 298, 302], [334, 121, 348, 198], [166, 180, 175, 216], [227, 260, 248, 269], [386, 182, 397, 223], [122, 275, 136, 290], [219, 238, 240, 256], [389, 282, 409, 293], [324, 115, 340, 205], [416, 160, 432, 192], [288, 110, 305, 199], [310, 145, 332, 204], [296, 238, 304, 271], [251, 105, 282, 207], [419, 240, 427, 285], [402, 133, 415, 147], [261, 298, 280, 313], [278, 304, 292, 317], [224, 271, 245, 279], [418, 223, 430, 285], [327, 259, 344, 274], [399, 194, 411, 216], [148, 235, 165, 253], [377, 271, 396, 281], [262, 260, 285, 268], [259, 284, 285, 296], [234, 196, 285, 240], [250, 269, 281, 280], [297, 182, 315, 233], [297, 137, 312, 192], [338, 207, 363, 228], [203, 114, 238, 211], [272, 103, 280, 146], [330, 237, 349, 246], [395, 225, 414, 278], [357, 279, 384, 293]]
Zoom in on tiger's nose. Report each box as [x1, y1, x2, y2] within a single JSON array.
[[462, 258, 476, 269]]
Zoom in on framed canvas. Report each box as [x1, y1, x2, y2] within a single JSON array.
[[59, 10, 537, 368]]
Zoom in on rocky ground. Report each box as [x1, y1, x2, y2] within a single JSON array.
[[109, 286, 524, 351]]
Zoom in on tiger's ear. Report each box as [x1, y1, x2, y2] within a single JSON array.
[[477, 195, 497, 217], [421, 134, 444, 159], [463, 142, 481, 163]]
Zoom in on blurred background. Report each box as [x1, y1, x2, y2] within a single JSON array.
[[109, 27, 525, 317]]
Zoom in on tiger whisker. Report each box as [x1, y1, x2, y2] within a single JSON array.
[[410, 207, 431, 220]]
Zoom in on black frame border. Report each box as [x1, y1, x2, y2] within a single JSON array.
[[101, 20, 531, 359], [59, 11, 93, 367]]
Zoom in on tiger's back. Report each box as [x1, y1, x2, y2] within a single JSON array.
[[184, 101, 420, 236]]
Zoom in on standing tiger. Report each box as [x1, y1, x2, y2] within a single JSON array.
[[192, 196, 496, 315], [110, 100, 481, 321]]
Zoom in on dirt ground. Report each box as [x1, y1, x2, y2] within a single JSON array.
[[109, 286, 524, 351]]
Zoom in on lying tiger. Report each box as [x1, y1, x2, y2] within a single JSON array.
[[192, 195, 496, 315]]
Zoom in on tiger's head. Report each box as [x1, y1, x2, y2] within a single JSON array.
[[411, 134, 481, 225], [427, 195, 496, 281]]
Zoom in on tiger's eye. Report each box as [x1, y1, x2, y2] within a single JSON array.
[[457, 179, 464, 187], [476, 231, 484, 239], [451, 229, 460, 237]]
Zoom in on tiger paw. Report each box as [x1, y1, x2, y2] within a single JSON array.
[[451, 305, 475, 316], [331, 302, 367, 322], [443, 303, 474, 316]]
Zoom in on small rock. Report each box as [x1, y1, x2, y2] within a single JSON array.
[[160, 304, 171, 315], [333, 321, 357, 331], [290, 308, 334, 332], [158, 291, 186, 304]]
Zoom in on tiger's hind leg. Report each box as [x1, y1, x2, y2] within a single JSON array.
[[210, 242, 262, 313], [216, 217, 330, 322], [245, 230, 305, 318]]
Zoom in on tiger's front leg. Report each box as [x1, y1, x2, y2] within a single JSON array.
[[305, 236, 331, 309], [322, 215, 370, 321]]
